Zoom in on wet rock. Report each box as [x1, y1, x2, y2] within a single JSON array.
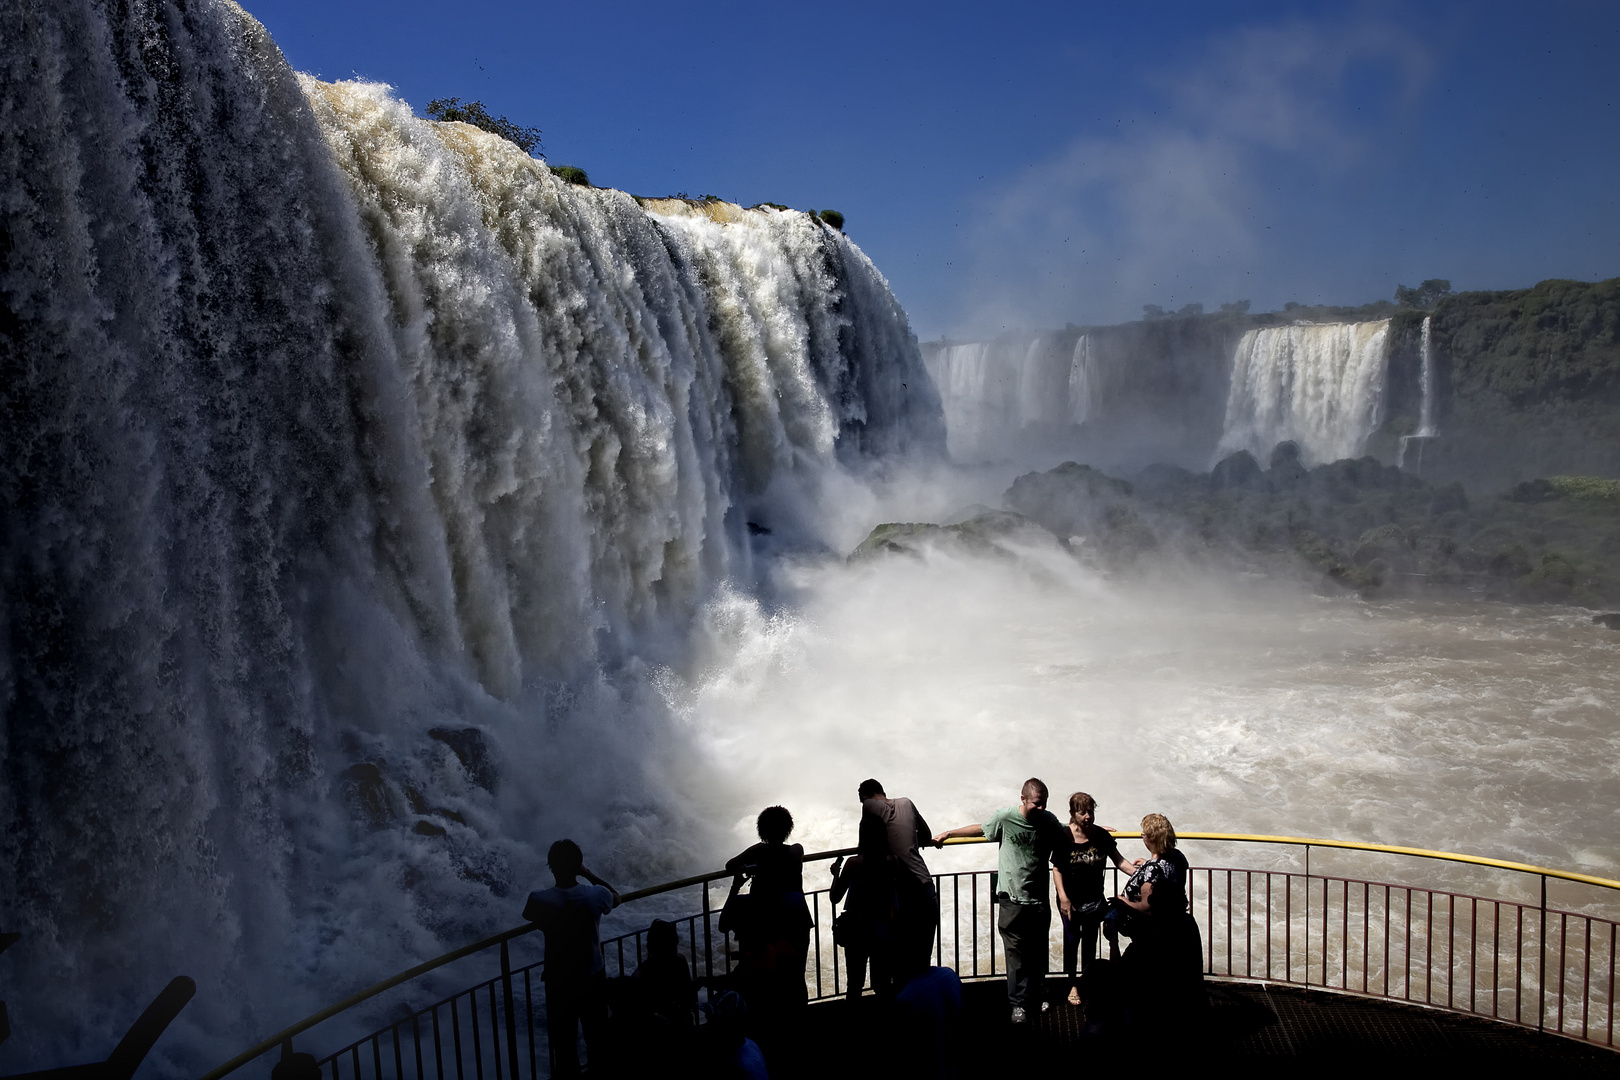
[[340, 763, 397, 828], [429, 727, 499, 793], [413, 820, 447, 838], [850, 512, 1051, 561], [1211, 450, 1263, 490], [1267, 441, 1308, 488], [1592, 614, 1620, 629]]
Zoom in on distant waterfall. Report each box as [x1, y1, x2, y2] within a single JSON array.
[[1417, 316, 1436, 437], [1217, 321, 1391, 465], [0, 0, 940, 1068], [922, 334, 1080, 461], [1069, 334, 1095, 425]]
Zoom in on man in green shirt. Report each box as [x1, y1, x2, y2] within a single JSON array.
[[935, 778, 1071, 1022]]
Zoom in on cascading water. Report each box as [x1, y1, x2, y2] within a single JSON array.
[[0, 0, 940, 1069], [1400, 316, 1438, 472], [1217, 321, 1391, 466], [1068, 334, 1094, 426], [921, 334, 1080, 461]]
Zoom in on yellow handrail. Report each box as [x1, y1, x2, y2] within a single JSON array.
[[198, 832, 1618, 1078]]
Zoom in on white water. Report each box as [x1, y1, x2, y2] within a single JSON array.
[[671, 537, 1620, 905], [1418, 315, 1437, 437], [0, 1, 937, 1070], [922, 335, 1077, 461], [1218, 321, 1391, 465]]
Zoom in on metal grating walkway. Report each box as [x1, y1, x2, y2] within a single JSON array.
[[785, 977, 1620, 1075]]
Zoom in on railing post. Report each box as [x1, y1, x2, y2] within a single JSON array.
[[1539, 874, 1548, 1031], [1303, 844, 1311, 989], [702, 878, 714, 981], [501, 940, 520, 1080]]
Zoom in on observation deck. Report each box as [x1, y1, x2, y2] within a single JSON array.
[[26, 834, 1618, 1079]]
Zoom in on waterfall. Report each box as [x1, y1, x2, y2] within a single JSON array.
[[1068, 334, 1094, 425], [0, 0, 940, 1068], [1217, 321, 1391, 466], [920, 333, 1077, 461], [1399, 316, 1438, 472], [1417, 315, 1437, 437]]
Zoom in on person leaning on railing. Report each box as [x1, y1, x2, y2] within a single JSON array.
[[933, 777, 1073, 1024], [521, 839, 621, 1078], [722, 805, 814, 1020]]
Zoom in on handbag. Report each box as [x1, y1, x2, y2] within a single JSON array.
[[1102, 896, 1142, 940]]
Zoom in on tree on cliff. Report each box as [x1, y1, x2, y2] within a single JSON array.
[[425, 98, 542, 155], [1396, 279, 1453, 309]]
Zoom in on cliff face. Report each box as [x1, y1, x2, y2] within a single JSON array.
[[922, 314, 1248, 470], [1367, 279, 1620, 489], [933, 278, 1620, 490]]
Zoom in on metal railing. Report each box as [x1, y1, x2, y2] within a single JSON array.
[[202, 834, 1620, 1079]]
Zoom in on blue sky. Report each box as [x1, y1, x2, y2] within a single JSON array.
[[248, 0, 1620, 339]]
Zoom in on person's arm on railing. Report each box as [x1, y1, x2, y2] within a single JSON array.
[[932, 824, 983, 846]]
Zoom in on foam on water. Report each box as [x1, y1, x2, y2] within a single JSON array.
[[666, 540, 1620, 901]]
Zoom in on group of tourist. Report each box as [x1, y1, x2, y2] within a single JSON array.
[[523, 776, 1204, 1076]]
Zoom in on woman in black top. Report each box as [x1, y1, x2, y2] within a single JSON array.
[[1050, 792, 1132, 1004], [723, 805, 813, 1014], [1115, 812, 1204, 1022]]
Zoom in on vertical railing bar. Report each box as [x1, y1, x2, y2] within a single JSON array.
[[1516, 904, 1524, 1026], [1447, 892, 1455, 1009], [1322, 877, 1331, 989], [1558, 911, 1568, 1034], [1403, 889, 1412, 1001], [934, 876, 943, 968], [972, 872, 979, 976], [500, 943, 519, 1080], [488, 984, 503, 1080], [1540, 875, 1548, 1031], [1264, 872, 1272, 980], [1383, 885, 1391, 998], [1362, 881, 1370, 994], [1341, 878, 1349, 990], [953, 874, 961, 977], [392, 1026, 405, 1080], [1297, 846, 1308, 992], [412, 1014, 425, 1080], [702, 880, 714, 981], [1424, 890, 1433, 1004], [1582, 916, 1592, 1040], [1284, 871, 1292, 984], [1492, 901, 1501, 1020], [1472, 896, 1482, 1019], [522, 973, 535, 1080], [812, 890, 823, 1000], [1208, 867, 1217, 975], [1607, 920, 1615, 1046], [1244, 871, 1252, 978], [1226, 869, 1234, 977], [450, 997, 464, 1080], [469, 986, 485, 1080]]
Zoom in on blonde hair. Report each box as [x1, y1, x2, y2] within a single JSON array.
[[1141, 813, 1176, 854]]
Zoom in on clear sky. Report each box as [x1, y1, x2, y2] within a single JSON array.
[[245, 0, 1620, 340]]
